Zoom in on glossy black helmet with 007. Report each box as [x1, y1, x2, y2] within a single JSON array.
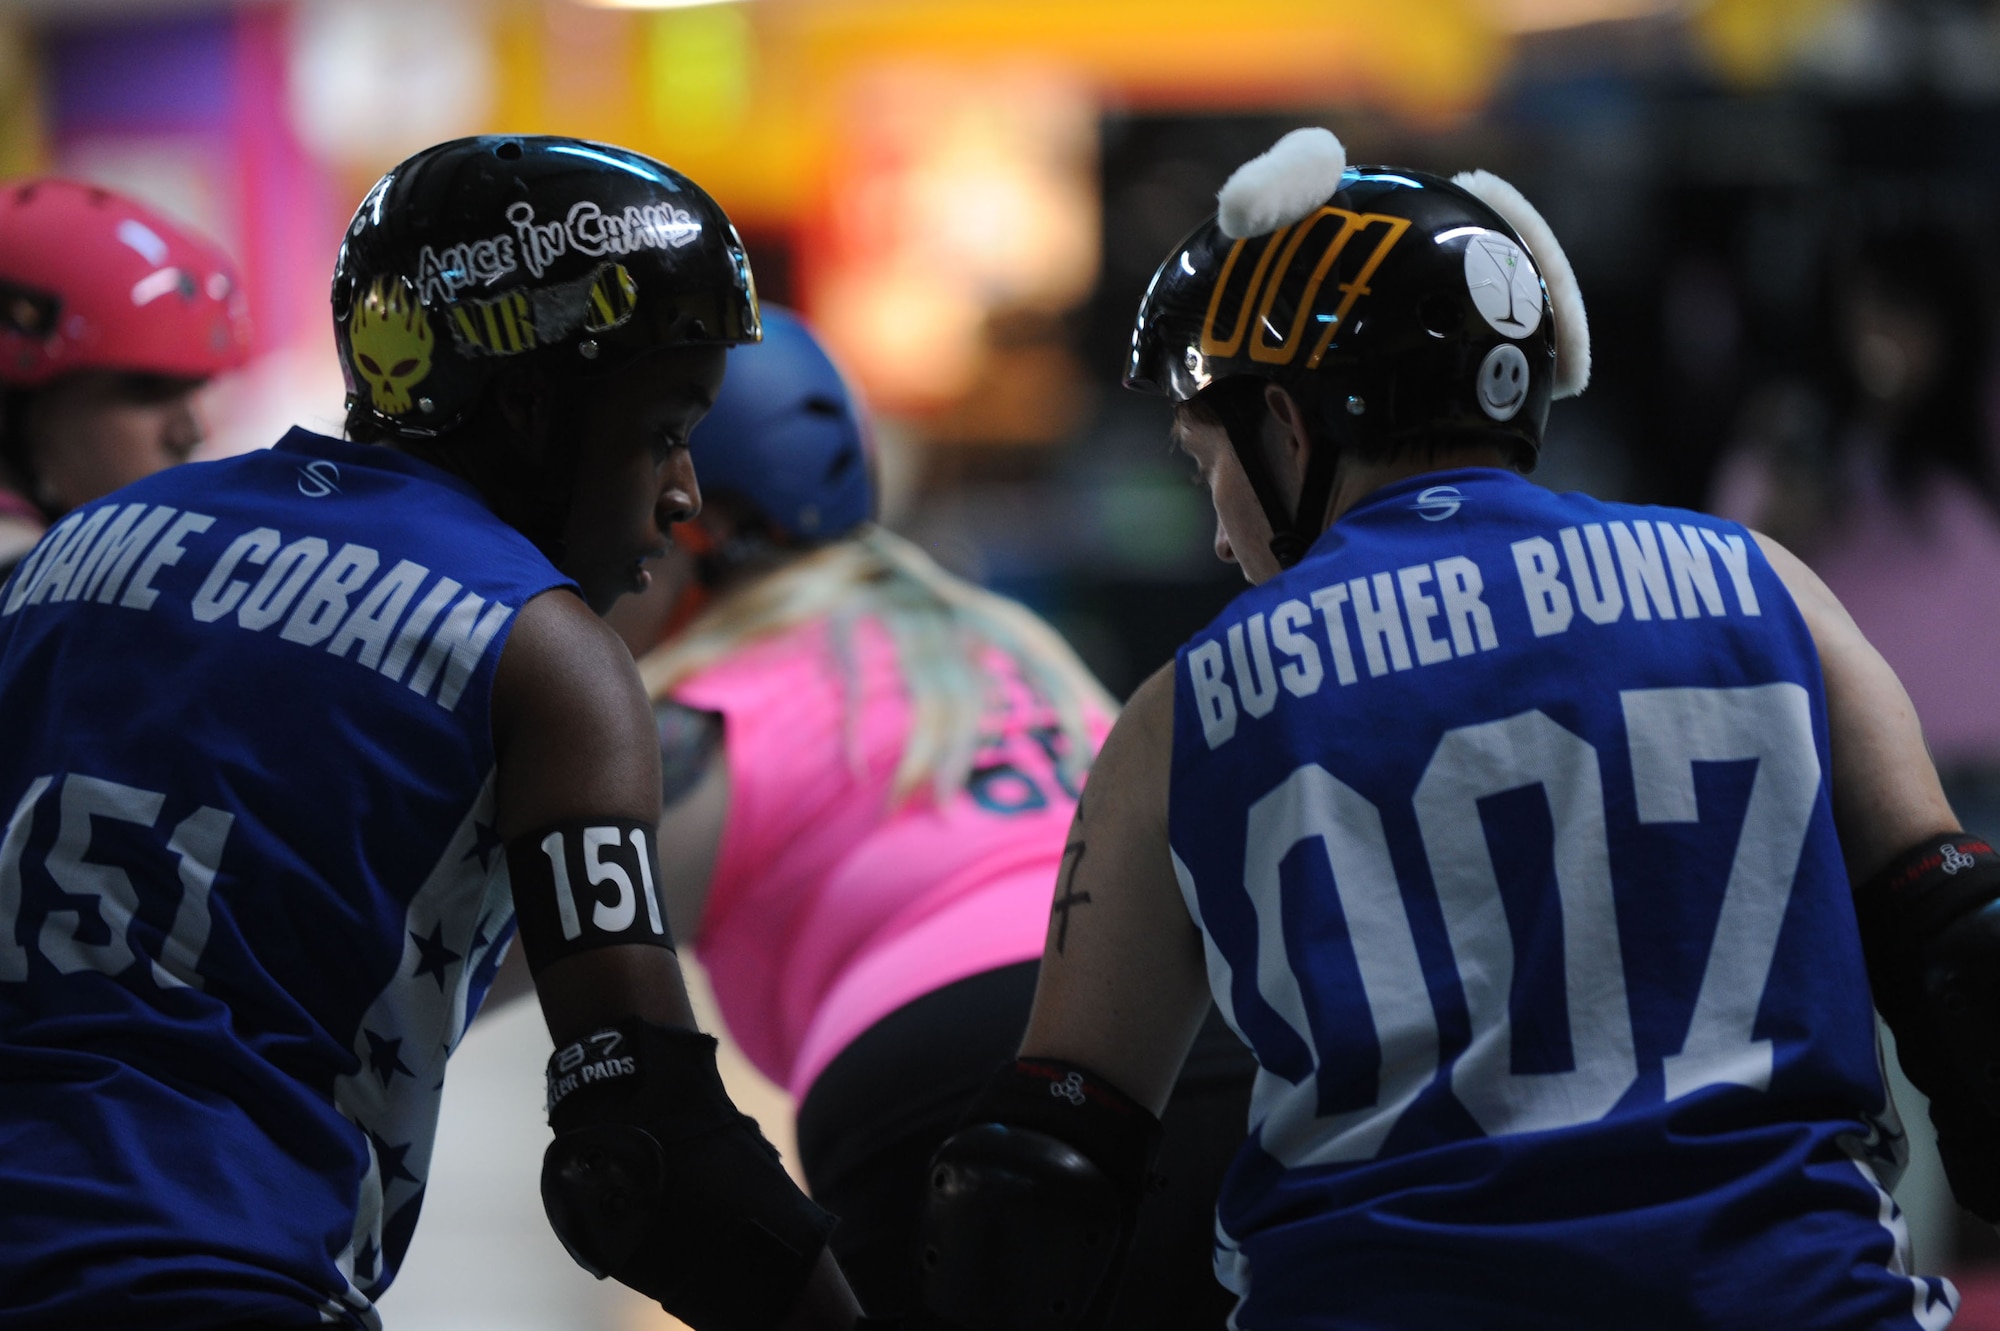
[[1125, 128, 1590, 567], [333, 135, 761, 440]]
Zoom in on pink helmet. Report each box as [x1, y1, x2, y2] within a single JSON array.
[[0, 178, 251, 387]]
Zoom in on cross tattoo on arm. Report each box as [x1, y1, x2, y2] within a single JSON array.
[[1051, 794, 1091, 955]]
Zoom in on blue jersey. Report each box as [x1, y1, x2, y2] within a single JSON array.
[[1168, 469, 1954, 1330], [0, 430, 571, 1328]]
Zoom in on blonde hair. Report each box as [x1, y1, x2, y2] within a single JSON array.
[[639, 525, 1115, 803]]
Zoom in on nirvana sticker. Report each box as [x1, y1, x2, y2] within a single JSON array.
[[446, 262, 639, 358]]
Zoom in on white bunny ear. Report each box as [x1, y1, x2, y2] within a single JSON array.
[[1217, 128, 1348, 240], [1452, 169, 1590, 399]]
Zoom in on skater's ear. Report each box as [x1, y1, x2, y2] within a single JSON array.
[[1262, 382, 1316, 496], [491, 365, 562, 459]]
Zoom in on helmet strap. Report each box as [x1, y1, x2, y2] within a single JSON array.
[[532, 451, 580, 566], [496, 373, 583, 565], [1221, 419, 1308, 568], [648, 518, 786, 648], [1208, 381, 1335, 570], [1288, 427, 1343, 564], [672, 520, 729, 590], [465, 445, 571, 566], [673, 511, 789, 592], [0, 389, 46, 521]]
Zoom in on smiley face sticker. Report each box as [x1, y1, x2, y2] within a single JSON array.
[[1476, 342, 1531, 421]]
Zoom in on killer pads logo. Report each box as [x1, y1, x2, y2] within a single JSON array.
[[546, 1028, 639, 1113]]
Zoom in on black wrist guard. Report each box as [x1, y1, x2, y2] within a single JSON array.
[[917, 1059, 1163, 1331], [541, 1020, 837, 1331], [1857, 832, 2000, 1221], [509, 819, 671, 975]]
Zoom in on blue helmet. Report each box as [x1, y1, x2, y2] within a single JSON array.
[[688, 305, 872, 543]]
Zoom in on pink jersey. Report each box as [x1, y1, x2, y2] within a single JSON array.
[[669, 616, 1107, 1098]]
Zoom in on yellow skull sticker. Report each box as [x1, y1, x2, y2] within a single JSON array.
[[349, 276, 434, 416]]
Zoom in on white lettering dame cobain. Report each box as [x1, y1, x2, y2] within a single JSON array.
[[2, 504, 514, 715]]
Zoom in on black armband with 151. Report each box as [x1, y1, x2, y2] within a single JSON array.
[[508, 819, 671, 975]]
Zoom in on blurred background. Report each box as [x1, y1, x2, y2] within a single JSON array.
[[7, 0, 1998, 1325]]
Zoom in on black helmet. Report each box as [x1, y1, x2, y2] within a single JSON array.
[[1126, 129, 1587, 567], [333, 135, 760, 439]]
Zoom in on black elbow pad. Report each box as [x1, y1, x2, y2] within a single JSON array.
[[1857, 833, 2000, 1220], [915, 1058, 1162, 1331], [921, 1123, 1131, 1331]]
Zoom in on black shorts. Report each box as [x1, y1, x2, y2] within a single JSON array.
[[795, 961, 1257, 1326]]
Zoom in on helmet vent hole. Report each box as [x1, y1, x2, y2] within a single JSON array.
[[802, 395, 843, 418], [1420, 293, 1462, 339], [495, 140, 523, 161], [825, 448, 856, 479]]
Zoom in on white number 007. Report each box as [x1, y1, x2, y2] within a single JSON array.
[[1219, 684, 1819, 1169]]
